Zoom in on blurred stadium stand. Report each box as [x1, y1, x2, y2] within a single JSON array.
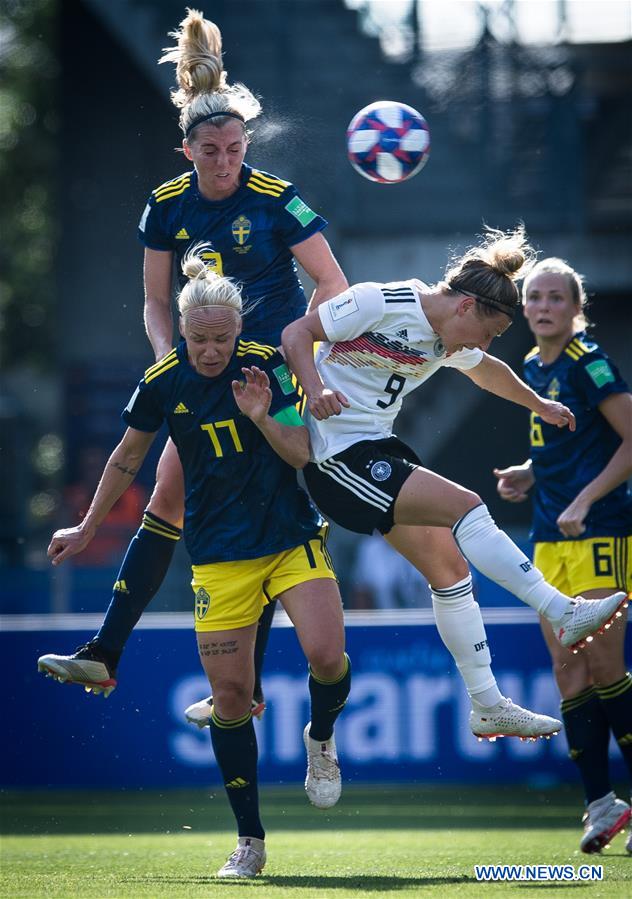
[[2, 0, 630, 613]]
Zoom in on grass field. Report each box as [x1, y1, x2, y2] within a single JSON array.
[[2, 785, 631, 897]]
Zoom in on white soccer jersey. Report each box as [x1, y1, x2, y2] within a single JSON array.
[[307, 280, 483, 462]]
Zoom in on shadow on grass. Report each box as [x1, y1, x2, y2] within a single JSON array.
[[1, 784, 592, 836], [118, 873, 473, 890]]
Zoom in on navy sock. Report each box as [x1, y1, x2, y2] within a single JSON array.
[[253, 600, 276, 702], [308, 653, 351, 742], [210, 710, 264, 840], [596, 673, 632, 780], [95, 511, 181, 660], [561, 686, 612, 803]]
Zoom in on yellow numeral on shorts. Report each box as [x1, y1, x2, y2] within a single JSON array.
[[200, 419, 244, 457], [530, 411, 544, 447]]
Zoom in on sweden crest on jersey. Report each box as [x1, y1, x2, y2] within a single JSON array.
[[232, 215, 251, 246]]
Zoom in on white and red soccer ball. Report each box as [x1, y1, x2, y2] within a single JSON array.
[[346, 100, 430, 184]]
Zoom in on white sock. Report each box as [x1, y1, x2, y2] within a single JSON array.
[[452, 504, 571, 623], [431, 575, 503, 704]]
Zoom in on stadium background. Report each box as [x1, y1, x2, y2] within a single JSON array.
[[1, 0, 630, 789]]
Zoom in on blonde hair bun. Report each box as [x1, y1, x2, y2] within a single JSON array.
[[177, 244, 243, 316]]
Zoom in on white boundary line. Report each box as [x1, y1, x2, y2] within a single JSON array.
[[0, 608, 539, 631]]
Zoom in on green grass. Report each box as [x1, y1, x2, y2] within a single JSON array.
[[2, 786, 631, 897]]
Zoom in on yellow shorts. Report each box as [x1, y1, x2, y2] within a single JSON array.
[[191, 525, 336, 632], [534, 535, 631, 597]]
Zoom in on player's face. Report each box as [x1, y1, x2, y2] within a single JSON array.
[[181, 307, 242, 377], [183, 120, 248, 199], [442, 300, 511, 354], [523, 272, 578, 341]]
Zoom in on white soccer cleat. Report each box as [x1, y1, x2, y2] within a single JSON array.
[[303, 722, 341, 809], [626, 797, 632, 854], [580, 792, 631, 853], [470, 698, 562, 741], [555, 592, 628, 652], [216, 836, 266, 878], [184, 696, 266, 728], [37, 644, 117, 698]]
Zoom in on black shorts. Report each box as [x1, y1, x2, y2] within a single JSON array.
[[303, 436, 421, 535]]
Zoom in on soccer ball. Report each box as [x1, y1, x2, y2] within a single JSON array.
[[346, 100, 430, 184]]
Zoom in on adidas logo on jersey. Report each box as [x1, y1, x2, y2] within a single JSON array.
[[173, 402, 190, 414], [396, 328, 408, 340], [113, 580, 129, 594], [175, 228, 190, 239]]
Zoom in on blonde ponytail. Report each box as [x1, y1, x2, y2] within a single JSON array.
[[159, 8, 261, 139]]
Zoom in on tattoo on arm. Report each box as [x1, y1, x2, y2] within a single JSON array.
[[111, 461, 138, 476]]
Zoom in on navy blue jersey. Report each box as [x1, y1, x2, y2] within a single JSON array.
[[523, 333, 632, 542], [122, 338, 322, 564], [138, 164, 327, 344]]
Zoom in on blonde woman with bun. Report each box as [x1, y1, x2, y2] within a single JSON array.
[[283, 226, 627, 742], [38, 9, 346, 711], [495, 257, 632, 854], [44, 247, 350, 878]]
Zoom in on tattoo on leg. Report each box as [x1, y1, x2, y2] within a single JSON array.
[[198, 639, 238, 658]]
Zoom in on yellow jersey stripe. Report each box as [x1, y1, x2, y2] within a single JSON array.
[[524, 347, 539, 362], [249, 181, 285, 194], [237, 341, 276, 354], [565, 346, 581, 361], [571, 338, 589, 355], [237, 347, 275, 360], [144, 349, 177, 378], [153, 182, 191, 201], [247, 182, 285, 197], [154, 183, 192, 203], [145, 357, 179, 383], [153, 174, 191, 196], [238, 340, 276, 354], [249, 170, 290, 189]]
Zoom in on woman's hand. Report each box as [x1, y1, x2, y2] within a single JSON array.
[[537, 399, 576, 431], [493, 462, 535, 503], [232, 367, 273, 424], [307, 388, 350, 421], [48, 524, 95, 566], [556, 497, 591, 538]]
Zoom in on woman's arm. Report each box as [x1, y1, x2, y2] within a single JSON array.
[[282, 312, 350, 420], [232, 367, 311, 469], [290, 232, 348, 311], [465, 353, 576, 431], [557, 391, 632, 537], [47, 428, 157, 565], [143, 248, 175, 360]]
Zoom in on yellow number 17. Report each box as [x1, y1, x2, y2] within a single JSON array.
[[200, 419, 244, 457]]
